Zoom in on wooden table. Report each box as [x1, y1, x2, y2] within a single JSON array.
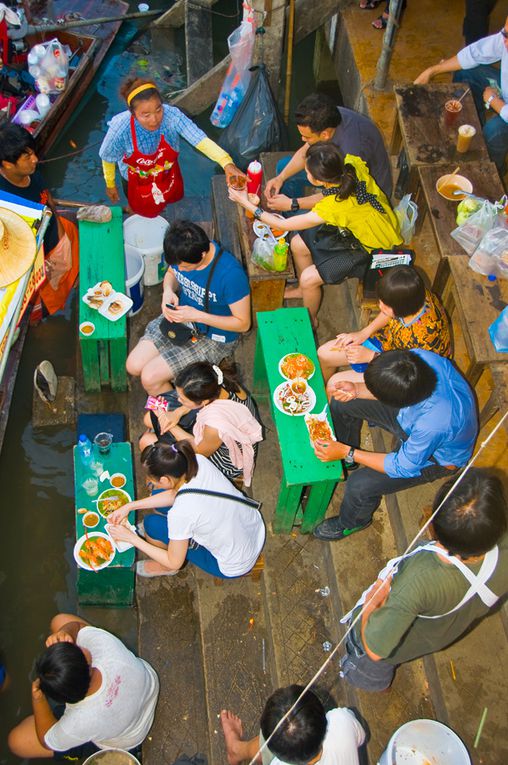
[[253, 308, 343, 533], [416, 160, 505, 293], [442, 255, 508, 385], [74, 441, 135, 606], [236, 205, 296, 323], [78, 206, 127, 392], [390, 84, 489, 195]]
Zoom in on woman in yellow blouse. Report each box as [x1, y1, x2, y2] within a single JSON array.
[[229, 141, 402, 326]]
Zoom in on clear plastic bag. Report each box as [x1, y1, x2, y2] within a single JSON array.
[[28, 38, 69, 95], [251, 237, 276, 271], [470, 226, 508, 278], [394, 194, 418, 244], [210, 4, 255, 128], [451, 199, 501, 256]]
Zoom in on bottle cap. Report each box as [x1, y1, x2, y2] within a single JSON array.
[[79, 434, 87, 442], [487, 274, 497, 281]]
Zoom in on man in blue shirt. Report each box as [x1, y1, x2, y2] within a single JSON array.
[[126, 220, 251, 394], [415, 15, 508, 173], [313, 349, 478, 541]]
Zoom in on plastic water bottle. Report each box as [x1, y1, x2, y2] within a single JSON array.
[[489, 307, 508, 351], [78, 434, 93, 468], [273, 238, 289, 272]]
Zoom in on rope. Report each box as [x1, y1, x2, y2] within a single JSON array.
[[39, 138, 104, 164], [248, 409, 508, 764]]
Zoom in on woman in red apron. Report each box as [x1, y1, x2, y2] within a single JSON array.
[[100, 77, 243, 218]]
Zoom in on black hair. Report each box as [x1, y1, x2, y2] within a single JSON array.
[[0, 123, 36, 165], [376, 266, 426, 318], [260, 686, 327, 765], [120, 76, 161, 112], [141, 440, 198, 482], [294, 93, 341, 133], [175, 358, 242, 404], [305, 142, 357, 200], [364, 349, 437, 407], [163, 220, 210, 265], [432, 469, 507, 558], [35, 642, 90, 704]]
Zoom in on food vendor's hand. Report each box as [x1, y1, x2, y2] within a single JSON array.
[[46, 630, 74, 647], [483, 86, 500, 104], [228, 185, 249, 206], [224, 163, 246, 186], [267, 193, 291, 212], [108, 523, 137, 543], [264, 175, 282, 198], [105, 185, 120, 204], [331, 381, 358, 402], [31, 679, 44, 702], [345, 345, 375, 364], [108, 504, 132, 525], [333, 331, 364, 349], [314, 439, 348, 462]]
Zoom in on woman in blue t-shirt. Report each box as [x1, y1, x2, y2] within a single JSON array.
[[126, 220, 251, 394]]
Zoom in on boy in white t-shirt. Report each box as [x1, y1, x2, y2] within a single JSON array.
[[8, 613, 159, 760], [221, 685, 365, 765]]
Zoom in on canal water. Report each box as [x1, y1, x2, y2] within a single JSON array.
[[0, 3, 318, 761]]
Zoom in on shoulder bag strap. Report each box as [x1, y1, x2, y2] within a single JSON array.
[[203, 245, 223, 314], [177, 486, 261, 510]]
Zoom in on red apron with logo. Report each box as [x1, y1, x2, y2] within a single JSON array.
[[123, 116, 184, 218]]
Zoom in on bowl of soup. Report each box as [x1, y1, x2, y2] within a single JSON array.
[[79, 321, 96, 336], [83, 511, 99, 529], [435, 174, 473, 201], [110, 473, 127, 489]]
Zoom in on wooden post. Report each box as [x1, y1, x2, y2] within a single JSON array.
[[184, 0, 213, 86], [251, 0, 286, 97]]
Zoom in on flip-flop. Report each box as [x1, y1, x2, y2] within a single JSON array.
[[136, 560, 179, 578], [359, 0, 383, 8]]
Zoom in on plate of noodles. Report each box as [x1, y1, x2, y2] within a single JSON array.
[[278, 353, 315, 380]]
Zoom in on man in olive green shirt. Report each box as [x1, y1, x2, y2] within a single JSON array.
[[340, 469, 507, 691]]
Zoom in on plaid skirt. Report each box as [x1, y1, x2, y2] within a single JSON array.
[[142, 315, 238, 376]]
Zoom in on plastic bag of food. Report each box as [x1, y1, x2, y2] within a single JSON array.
[[394, 194, 418, 244], [219, 65, 288, 168], [451, 199, 501, 255], [29, 38, 69, 95], [210, 4, 255, 128], [251, 237, 276, 271], [470, 226, 508, 278]]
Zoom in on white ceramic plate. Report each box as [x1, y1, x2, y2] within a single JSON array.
[[273, 380, 316, 416], [278, 353, 315, 380], [98, 292, 133, 322], [73, 532, 115, 572]]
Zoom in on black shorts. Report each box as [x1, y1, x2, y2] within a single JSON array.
[[300, 224, 370, 284]]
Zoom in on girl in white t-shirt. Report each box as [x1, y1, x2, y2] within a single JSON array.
[[109, 440, 265, 578]]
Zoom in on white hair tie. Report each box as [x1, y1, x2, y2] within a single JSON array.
[[212, 364, 224, 385]]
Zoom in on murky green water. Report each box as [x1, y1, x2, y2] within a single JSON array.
[[0, 2, 318, 759]]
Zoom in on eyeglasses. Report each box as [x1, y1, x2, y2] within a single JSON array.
[[501, 28, 508, 39]]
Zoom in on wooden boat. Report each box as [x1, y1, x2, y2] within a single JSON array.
[[9, 0, 129, 152]]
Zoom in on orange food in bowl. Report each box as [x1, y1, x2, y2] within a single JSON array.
[[83, 511, 99, 528], [111, 474, 126, 488]]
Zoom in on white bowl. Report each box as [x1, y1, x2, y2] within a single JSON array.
[[436, 174, 473, 201]]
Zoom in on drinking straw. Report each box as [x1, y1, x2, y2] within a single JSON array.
[[449, 660, 456, 681], [473, 706, 488, 748]]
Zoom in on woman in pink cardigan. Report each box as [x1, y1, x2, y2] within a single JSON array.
[[140, 359, 262, 486]]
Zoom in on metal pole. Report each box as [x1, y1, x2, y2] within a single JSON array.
[[22, 8, 164, 36], [373, 0, 404, 91]]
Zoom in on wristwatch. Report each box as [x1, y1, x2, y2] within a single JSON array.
[[291, 198, 300, 212], [485, 94, 496, 109], [344, 446, 355, 465], [254, 206, 264, 220]]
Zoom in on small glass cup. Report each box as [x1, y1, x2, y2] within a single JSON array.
[[91, 458, 104, 477], [94, 432, 113, 455], [82, 477, 99, 497], [229, 174, 247, 191], [456, 124, 476, 153], [444, 99, 462, 128]]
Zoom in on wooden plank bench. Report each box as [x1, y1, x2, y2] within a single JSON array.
[[78, 206, 127, 392], [211, 175, 243, 261], [74, 440, 135, 607], [253, 307, 343, 533]]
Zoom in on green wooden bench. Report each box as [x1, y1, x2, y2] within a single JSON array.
[[74, 441, 135, 606], [253, 307, 344, 533], [78, 206, 127, 392]]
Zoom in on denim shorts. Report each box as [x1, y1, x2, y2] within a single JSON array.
[[339, 630, 396, 692]]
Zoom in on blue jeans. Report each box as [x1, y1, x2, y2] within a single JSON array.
[[276, 156, 308, 199], [453, 66, 508, 173], [143, 510, 237, 579]]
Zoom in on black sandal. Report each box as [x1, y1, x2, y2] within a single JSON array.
[[359, 0, 383, 8]]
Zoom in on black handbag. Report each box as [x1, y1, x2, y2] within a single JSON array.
[[159, 246, 224, 345]]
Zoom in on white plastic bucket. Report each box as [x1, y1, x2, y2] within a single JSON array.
[[83, 748, 141, 765], [378, 719, 471, 765], [123, 214, 169, 287], [125, 248, 145, 315]]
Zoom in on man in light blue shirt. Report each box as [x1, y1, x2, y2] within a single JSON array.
[[313, 349, 478, 542], [415, 16, 508, 173]]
